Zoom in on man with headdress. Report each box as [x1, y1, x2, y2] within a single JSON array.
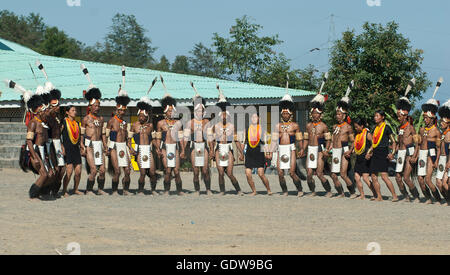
[[416, 79, 444, 204], [394, 78, 421, 202], [80, 64, 107, 196], [36, 60, 66, 198], [5, 80, 53, 199], [328, 81, 356, 198], [302, 73, 333, 198], [271, 92, 304, 197], [131, 90, 157, 195], [211, 85, 242, 195], [183, 82, 213, 196], [155, 76, 186, 196], [107, 66, 133, 196], [437, 99, 450, 205]]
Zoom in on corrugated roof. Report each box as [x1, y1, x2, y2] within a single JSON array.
[[0, 38, 315, 103]]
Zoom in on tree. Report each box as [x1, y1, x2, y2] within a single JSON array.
[[39, 27, 83, 58], [101, 13, 156, 67], [0, 11, 46, 50], [212, 15, 282, 82], [153, 55, 171, 72], [323, 21, 431, 127], [171, 55, 190, 74], [189, 43, 223, 78]]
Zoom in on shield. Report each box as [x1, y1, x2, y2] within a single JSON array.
[[119, 150, 125, 158], [333, 157, 340, 164], [419, 160, 425, 168], [167, 153, 175, 160], [95, 152, 100, 159], [439, 164, 444, 172], [309, 154, 315, 162], [281, 154, 289, 163], [143, 155, 149, 162], [398, 157, 403, 165], [220, 152, 229, 161]]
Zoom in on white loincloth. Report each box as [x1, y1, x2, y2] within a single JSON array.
[[166, 143, 177, 168], [38, 145, 48, 172], [218, 143, 232, 167], [45, 140, 54, 169], [395, 150, 407, 173], [115, 142, 129, 168], [92, 141, 103, 166], [418, 150, 428, 176], [279, 144, 295, 170], [52, 139, 65, 167], [436, 155, 447, 180], [307, 146, 319, 169], [85, 138, 91, 147], [331, 148, 343, 173], [139, 145, 151, 169], [194, 142, 205, 167]]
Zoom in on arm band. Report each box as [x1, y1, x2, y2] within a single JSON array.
[[26, 132, 35, 140], [128, 131, 133, 139], [102, 123, 107, 135], [151, 131, 156, 139], [184, 129, 191, 138], [413, 134, 421, 144], [325, 132, 332, 141], [105, 129, 111, 137], [80, 127, 86, 135], [155, 132, 162, 139], [303, 132, 309, 140], [296, 132, 303, 141]]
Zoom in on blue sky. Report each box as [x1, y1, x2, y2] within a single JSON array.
[[2, 0, 449, 105]]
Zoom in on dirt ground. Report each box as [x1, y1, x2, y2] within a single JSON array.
[[0, 167, 448, 255]]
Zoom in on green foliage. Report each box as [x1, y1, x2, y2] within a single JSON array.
[[153, 55, 171, 72], [171, 55, 190, 74], [212, 15, 283, 82], [323, 22, 431, 128], [188, 43, 223, 78]]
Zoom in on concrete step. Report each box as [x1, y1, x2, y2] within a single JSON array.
[[0, 132, 26, 146], [0, 158, 21, 169], [0, 122, 27, 133], [0, 146, 22, 159]]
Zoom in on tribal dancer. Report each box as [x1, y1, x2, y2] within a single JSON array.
[[394, 79, 421, 202], [437, 100, 450, 206], [303, 73, 332, 197], [417, 78, 443, 204], [80, 64, 107, 196], [155, 76, 186, 196], [212, 85, 242, 196], [6, 80, 53, 199], [36, 61, 65, 198], [272, 87, 304, 197], [329, 81, 356, 198], [366, 110, 399, 202], [131, 83, 157, 195], [183, 82, 213, 196], [107, 66, 132, 195]]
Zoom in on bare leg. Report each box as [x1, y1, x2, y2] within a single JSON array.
[[62, 164, 73, 198], [341, 157, 356, 198], [257, 168, 272, 195], [245, 168, 257, 196], [317, 153, 332, 197], [354, 172, 365, 199], [289, 150, 303, 197], [371, 173, 383, 201]]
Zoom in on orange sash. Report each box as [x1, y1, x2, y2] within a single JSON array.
[[372, 122, 386, 149], [248, 125, 261, 149], [355, 128, 367, 155], [66, 118, 80, 145]]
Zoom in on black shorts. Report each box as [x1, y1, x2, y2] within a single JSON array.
[[370, 147, 389, 174], [354, 154, 371, 175]]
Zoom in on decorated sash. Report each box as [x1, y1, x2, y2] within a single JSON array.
[[248, 125, 261, 149], [354, 128, 368, 155], [372, 122, 386, 149], [65, 118, 80, 145]]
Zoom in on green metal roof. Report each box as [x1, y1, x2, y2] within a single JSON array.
[[0, 38, 315, 103]]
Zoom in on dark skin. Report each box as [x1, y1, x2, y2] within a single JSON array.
[[212, 111, 242, 196], [80, 101, 107, 195], [62, 107, 82, 198], [107, 106, 132, 195], [155, 107, 186, 196], [329, 110, 354, 198], [183, 106, 212, 196], [437, 119, 449, 205], [365, 113, 399, 202], [47, 99, 66, 197], [271, 110, 303, 196], [394, 110, 419, 201], [131, 112, 156, 195], [27, 106, 55, 199], [302, 110, 332, 197], [417, 114, 441, 203]]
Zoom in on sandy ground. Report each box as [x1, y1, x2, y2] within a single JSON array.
[[0, 167, 449, 255]]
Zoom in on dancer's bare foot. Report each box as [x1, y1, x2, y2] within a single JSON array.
[[111, 191, 119, 196], [177, 191, 186, 196], [267, 191, 273, 196], [85, 191, 95, 196], [97, 190, 108, 196], [425, 199, 433, 205], [63, 192, 70, 198], [297, 192, 304, 198], [151, 191, 159, 196], [282, 192, 288, 197], [325, 192, 333, 198], [218, 192, 225, 196], [335, 193, 345, 199], [357, 195, 365, 200], [193, 191, 200, 196], [350, 193, 358, 199], [163, 191, 170, 196], [123, 191, 134, 196], [207, 190, 213, 196], [391, 197, 399, 202], [74, 190, 84, 196], [309, 192, 317, 197], [249, 192, 257, 197], [237, 191, 244, 196], [375, 197, 383, 202]]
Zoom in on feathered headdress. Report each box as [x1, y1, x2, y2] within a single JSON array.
[[421, 77, 443, 118], [159, 75, 176, 113], [4, 80, 44, 114], [115, 65, 131, 109], [310, 72, 328, 114], [137, 96, 152, 117], [81, 64, 102, 105], [438, 99, 450, 123], [279, 74, 295, 114], [336, 80, 354, 114], [216, 84, 231, 113], [191, 82, 206, 111], [396, 78, 415, 115]]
